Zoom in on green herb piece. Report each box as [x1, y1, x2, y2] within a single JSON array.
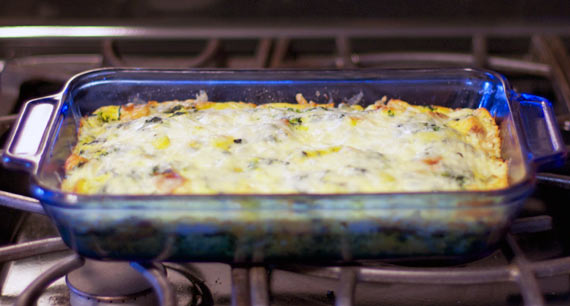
[[455, 175, 466, 187], [288, 117, 303, 126], [145, 117, 163, 123], [169, 111, 186, 117], [425, 122, 440, 131], [96, 106, 121, 123], [442, 172, 466, 187]]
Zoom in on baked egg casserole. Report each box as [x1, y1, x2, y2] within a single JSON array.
[[62, 94, 507, 194]]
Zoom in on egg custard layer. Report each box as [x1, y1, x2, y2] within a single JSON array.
[[62, 95, 507, 194]]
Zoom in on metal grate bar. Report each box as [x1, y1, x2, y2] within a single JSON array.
[[232, 267, 251, 306], [102, 38, 221, 68], [0, 237, 68, 262], [0, 190, 46, 215], [335, 36, 353, 68], [0, 114, 18, 125], [335, 268, 357, 306], [254, 38, 272, 68], [472, 34, 488, 68], [15, 255, 84, 306], [506, 235, 545, 306], [531, 257, 570, 278], [356, 51, 471, 65], [281, 264, 514, 285], [1, 22, 570, 40], [250, 267, 269, 306], [101, 39, 122, 67], [358, 265, 513, 285], [163, 263, 214, 305], [269, 38, 289, 68], [537, 173, 570, 189], [130, 262, 177, 306], [354, 52, 551, 76], [510, 216, 553, 234], [532, 36, 570, 113]]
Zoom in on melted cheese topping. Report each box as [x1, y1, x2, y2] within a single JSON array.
[[62, 96, 507, 194]]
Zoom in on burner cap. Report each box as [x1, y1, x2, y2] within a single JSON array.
[[66, 259, 164, 306]]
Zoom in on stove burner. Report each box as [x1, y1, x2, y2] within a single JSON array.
[[66, 260, 163, 306]]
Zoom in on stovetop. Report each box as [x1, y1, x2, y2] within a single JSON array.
[[1, 20, 570, 306]]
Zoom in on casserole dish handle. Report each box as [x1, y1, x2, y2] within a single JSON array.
[[513, 93, 567, 170], [2, 95, 59, 174]]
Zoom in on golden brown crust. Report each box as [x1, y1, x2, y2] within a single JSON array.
[[64, 154, 88, 172], [121, 103, 150, 121]]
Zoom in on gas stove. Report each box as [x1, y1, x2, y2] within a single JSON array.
[[1, 17, 570, 306]]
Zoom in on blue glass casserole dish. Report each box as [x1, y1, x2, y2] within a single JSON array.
[[2, 68, 566, 263]]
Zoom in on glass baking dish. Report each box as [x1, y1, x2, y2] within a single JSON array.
[[2, 68, 566, 263]]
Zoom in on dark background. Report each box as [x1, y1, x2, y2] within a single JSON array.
[[0, 0, 569, 23]]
